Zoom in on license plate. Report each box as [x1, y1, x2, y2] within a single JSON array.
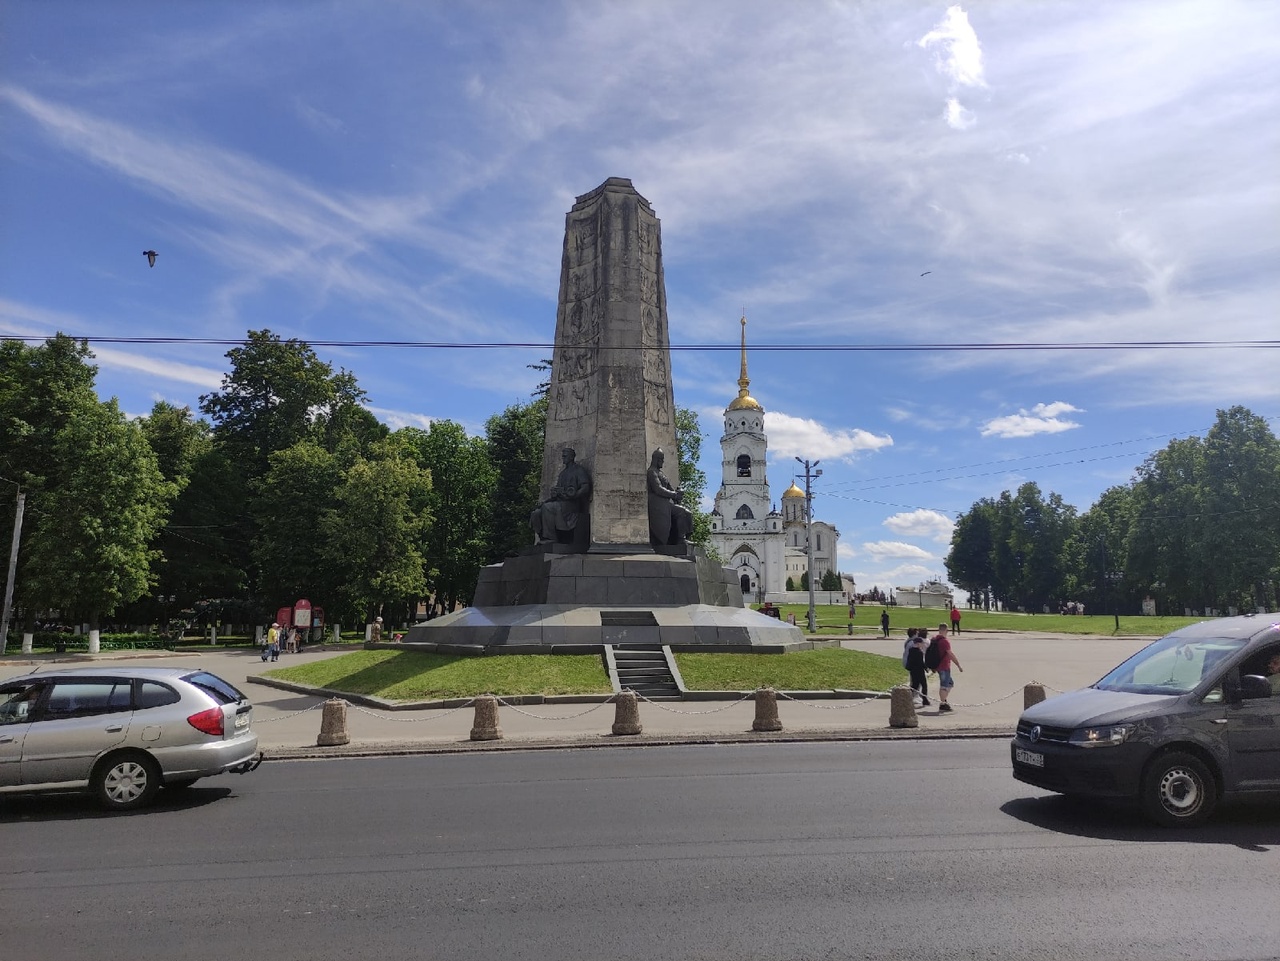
[[234, 713, 250, 729], [1016, 748, 1044, 768]]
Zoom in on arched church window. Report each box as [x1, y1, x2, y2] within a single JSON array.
[[736, 504, 754, 520], [736, 454, 752, 477], [817, 533, 823, 551]]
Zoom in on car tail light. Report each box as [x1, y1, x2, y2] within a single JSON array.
[[187, 707, 225, 736]]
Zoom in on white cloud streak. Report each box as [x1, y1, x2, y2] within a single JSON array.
[[982, 402, 1084, 439]]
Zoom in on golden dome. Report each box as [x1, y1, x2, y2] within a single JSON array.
[[782, 481, 805, 498], [726, 314, 764, 413]]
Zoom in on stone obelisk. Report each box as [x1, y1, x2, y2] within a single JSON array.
[[541, 177, 676, 548], [402, 178, 806, 653]]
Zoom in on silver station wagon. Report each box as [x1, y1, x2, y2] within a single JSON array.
[[1011, 614, 1280, 826], [0, 666, 261, 810]]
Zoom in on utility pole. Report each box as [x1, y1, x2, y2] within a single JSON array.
[[1, 490, 25, 654], [794, 457, 822, 633]]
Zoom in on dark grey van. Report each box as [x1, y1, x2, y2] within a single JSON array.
[[1011, 613, 1280, 826]]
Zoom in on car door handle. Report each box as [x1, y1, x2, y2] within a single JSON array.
[[1211, 719, 1228, 725], [0, 735, 14, 744], [104, 724, 125, 732]]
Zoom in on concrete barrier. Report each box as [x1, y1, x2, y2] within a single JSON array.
[[889, 687, 918, 728], [1023, 683, 1046, 709], [470, 694, 502, 741], [611, 690, 642, 735], [753, 687, 782, 732], [316, 698, 351, 746]]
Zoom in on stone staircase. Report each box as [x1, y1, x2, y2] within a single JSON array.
[[608, 645, 682, 700]]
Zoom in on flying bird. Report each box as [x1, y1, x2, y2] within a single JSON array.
[[920, 270, 932, 276], [143, 250, 158, 267]]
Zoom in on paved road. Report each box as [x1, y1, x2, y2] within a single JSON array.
[[3, 741, 1277, 961], [0, 631, 1152, 752]]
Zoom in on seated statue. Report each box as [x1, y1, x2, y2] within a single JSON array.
[[530, 447, 592, 544], [647, 447, 693, 548]]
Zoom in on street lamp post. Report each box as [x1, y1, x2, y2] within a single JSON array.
[[795, 457, 821, 633]]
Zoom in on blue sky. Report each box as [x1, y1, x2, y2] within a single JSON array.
[[2, 1, 1277, 600]]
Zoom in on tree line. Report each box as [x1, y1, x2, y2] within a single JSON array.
[[0, 332, 709, 636], [944, 406, 1280, 617]]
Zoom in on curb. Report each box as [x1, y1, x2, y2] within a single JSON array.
[[260, 725, 1016, 762]]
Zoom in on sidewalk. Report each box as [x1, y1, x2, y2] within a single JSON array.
[[0, 631, 1152, 758]]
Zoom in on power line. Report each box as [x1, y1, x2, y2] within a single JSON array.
[[3, 334, 1279, 351]]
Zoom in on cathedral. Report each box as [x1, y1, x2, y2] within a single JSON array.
[[708, 318, 840, 600]]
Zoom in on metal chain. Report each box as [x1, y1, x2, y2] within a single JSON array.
[[494, 696, 614, 720], [631, 690, 755, 714], [776, 691, 889, 710], [347, 699, 478, 722], [252, 701, 326, 723]]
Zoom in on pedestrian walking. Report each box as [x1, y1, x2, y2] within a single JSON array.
[[950, 604, 962, 633], [905, 630, 930, 707], [264, 622, 281, 662], [880, 609, 891, 638], [926, 623, 963, 712]]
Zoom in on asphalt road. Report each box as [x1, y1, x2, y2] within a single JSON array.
[[4, 741, 1278, 961]]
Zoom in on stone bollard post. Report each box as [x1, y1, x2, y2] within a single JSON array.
[[470, 694, 502, 741], [611, 690, 642, 735], [752, 687, 783, 732], [889, 686, 919, 728], [316, 698, 351, 746], [1024, 683, 1047, 709]]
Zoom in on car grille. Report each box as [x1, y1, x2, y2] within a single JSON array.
[[1016, 721, 1072, 743]]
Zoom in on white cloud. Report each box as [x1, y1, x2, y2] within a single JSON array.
[[981, 402, 1084, 439], [764, 411, 893, 462], [862, 540, 935, 561], [883, 509, 955, 542], [919, 5, 987, 89], [944, 97, 977, 130], [365, 406, 435, 431]]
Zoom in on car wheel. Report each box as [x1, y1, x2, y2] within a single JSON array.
[[163, 777, 200, 791], [92, 752, 161, 811], [1141, 751, 1217, 827]]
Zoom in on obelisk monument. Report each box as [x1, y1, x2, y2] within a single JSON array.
[[541, 177, 675, 548], [403, 178, 806, 652]]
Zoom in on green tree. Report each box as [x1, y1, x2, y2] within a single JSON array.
[[252, 441, 344, 609], [124, 403, 245, 626], [945, 498, 998, 611], [317, 451, 433, 624], [1065, 485, 1134, 617], [22, 399, 173, 628], [786, 576, 795, 591], [399, 421, 497, 610], [1127, 436, 1210, 613], [1200, 406, 1280, 611], [820, 568, 842, 591], [675, 405, 713, 549], [484, 397, 547, 561]]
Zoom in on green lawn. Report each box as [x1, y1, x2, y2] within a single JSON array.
[[674, 647, 904, 692], [265, 649, 613, 699], [256, 608, 1218, 702], [265, 646, 906, 701], [793, 605, 1203, 637]]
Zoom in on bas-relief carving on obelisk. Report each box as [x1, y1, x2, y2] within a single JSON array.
[[540, 177, 677, 550]]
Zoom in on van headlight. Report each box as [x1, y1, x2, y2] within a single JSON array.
[[1070, 724, 1132, 747]]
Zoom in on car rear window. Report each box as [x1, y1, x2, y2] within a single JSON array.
[[182, 672, 247, 705], [137, 680, 181, 709]]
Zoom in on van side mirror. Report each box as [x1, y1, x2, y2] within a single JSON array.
[[1239, 675, 1273, 700]]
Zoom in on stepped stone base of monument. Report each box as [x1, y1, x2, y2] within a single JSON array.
[[400, 550, 809, 653]]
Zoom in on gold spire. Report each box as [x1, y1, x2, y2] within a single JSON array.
[[727, 314, 763, 412]]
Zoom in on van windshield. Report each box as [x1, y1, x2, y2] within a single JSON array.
[[1094, 631, 1247, 695]]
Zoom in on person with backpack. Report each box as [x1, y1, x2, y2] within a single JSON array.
[[905, 629, 930, 707], [926, 623, 963, 712]]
